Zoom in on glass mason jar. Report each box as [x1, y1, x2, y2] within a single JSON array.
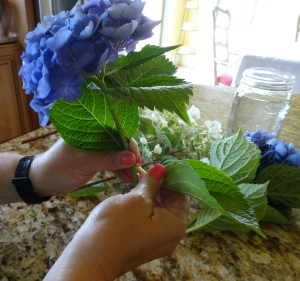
[[226, 67, 295, 137]]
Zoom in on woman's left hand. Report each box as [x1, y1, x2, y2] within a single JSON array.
[[29, 138, 141, 197]]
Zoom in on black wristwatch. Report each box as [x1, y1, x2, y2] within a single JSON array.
[[11, 156, 51, 204]]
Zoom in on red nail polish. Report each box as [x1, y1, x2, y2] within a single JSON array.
[[148, 164, 165, 181], [122, 152, 136, 166]]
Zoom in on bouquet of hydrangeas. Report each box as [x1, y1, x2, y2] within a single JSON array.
[[19, 0, 166, 127], [19, 0, 300, 237]]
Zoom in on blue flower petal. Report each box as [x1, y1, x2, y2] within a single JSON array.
[[108, 3, 127, 19], [52, 29, 73, 52], [284, 154, 300, 167], [30, 98, 54, 127], [102, 21, 137, 39], [123, 1, 145, 20], [50, 69, 85, 102], [275, 141, 288, 157]]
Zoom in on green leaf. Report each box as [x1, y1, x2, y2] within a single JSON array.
[[158, 155, 178, 166], [184, 159, 237, 194], [101, 44, 192, 125], [189, 206, 253, 233], [106, 44, 180, 72], [188, 204, 265, 236], [184, 160, 264, 236], [50, 82, 139, 151], [262, 205, 290, 224], [137, 55, 178, 77], [164, 160, 263, 236], [210, 131, 261, 184], [68, 184, 107, 198], [138, 117, 156, 136], [184, 160, 251, 212], [105, 85, 192, 124], [257, 164, 300, 208], [129, 74, 186, 87], [105, 57, 179, 88], [163, 131, 182, 149], [238, 182, 269, 220], [163, 161, 225, 212]]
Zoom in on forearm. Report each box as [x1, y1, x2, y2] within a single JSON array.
[[0, 152, 24, 204], [44, 236, 111, 281], [44, 210, 127, 281]]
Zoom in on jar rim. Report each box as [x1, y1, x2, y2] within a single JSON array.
[[242, 67, 295, 91]]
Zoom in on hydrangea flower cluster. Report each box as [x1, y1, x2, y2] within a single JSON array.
[[19, 0, 159, 126], [138, 105, 223, 162], [244, 130, 300, 175]]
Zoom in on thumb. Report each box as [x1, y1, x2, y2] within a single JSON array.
[[133, 164, 165, 201]]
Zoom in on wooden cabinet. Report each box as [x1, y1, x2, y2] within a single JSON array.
[[0, 42, 39, 143]]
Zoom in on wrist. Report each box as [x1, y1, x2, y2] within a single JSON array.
[[12, 156, 51, 204], [28, 154, 52, 198]]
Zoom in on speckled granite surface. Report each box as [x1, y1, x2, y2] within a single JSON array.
[[0, 86, 300, 281]]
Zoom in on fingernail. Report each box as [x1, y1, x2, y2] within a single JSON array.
[[122, 152, 136, 166], [148, 164, 165, 181]]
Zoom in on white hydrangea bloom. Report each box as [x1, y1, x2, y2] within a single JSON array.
[[178, 119, 185, 125], [153, 144, 163, 155], [204, 120, 222, 139], [140, 108, 152, 119], [142, 147, 153, 160], [138, 105, 223, 161], [151, 111, 160, 123], [161, 118, 168, 128], [147, 110, 167, 128], [200, 157, 210, 164], [188, 105, 201, 120], [140, 137, 148, 144], [185, 105, 200, 126]]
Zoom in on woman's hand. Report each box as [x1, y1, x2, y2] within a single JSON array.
[[44, 164, 191, 281], [30, 138, 141, 197]]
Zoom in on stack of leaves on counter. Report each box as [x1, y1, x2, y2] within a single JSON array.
[[129, 107, 300, 237], [162, 130, 300, 237]]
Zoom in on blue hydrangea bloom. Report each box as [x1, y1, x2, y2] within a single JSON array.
[[19, 0, 160, 126], [244, 130, 300, 176]]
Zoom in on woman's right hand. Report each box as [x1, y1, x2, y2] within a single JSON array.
[[44, 164, 191, 281]]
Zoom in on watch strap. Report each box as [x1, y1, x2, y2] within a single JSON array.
[[12, 156, 51, 204]]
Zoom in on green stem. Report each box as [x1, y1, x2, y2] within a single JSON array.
[[98, 76, 138, 182], [132, 166, 138, 184], [107, 97, 129, 151], [106, 96, 141, 184], [136, 165, 147, 175], [186, 226, 199, 234], [77, 164, 146, 191]]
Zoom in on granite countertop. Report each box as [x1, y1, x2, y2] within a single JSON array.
[[0, 86, 300, 281]]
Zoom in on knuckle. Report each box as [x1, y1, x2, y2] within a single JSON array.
[[106, 152, 118, 170], [132, 191, 152, 206]]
